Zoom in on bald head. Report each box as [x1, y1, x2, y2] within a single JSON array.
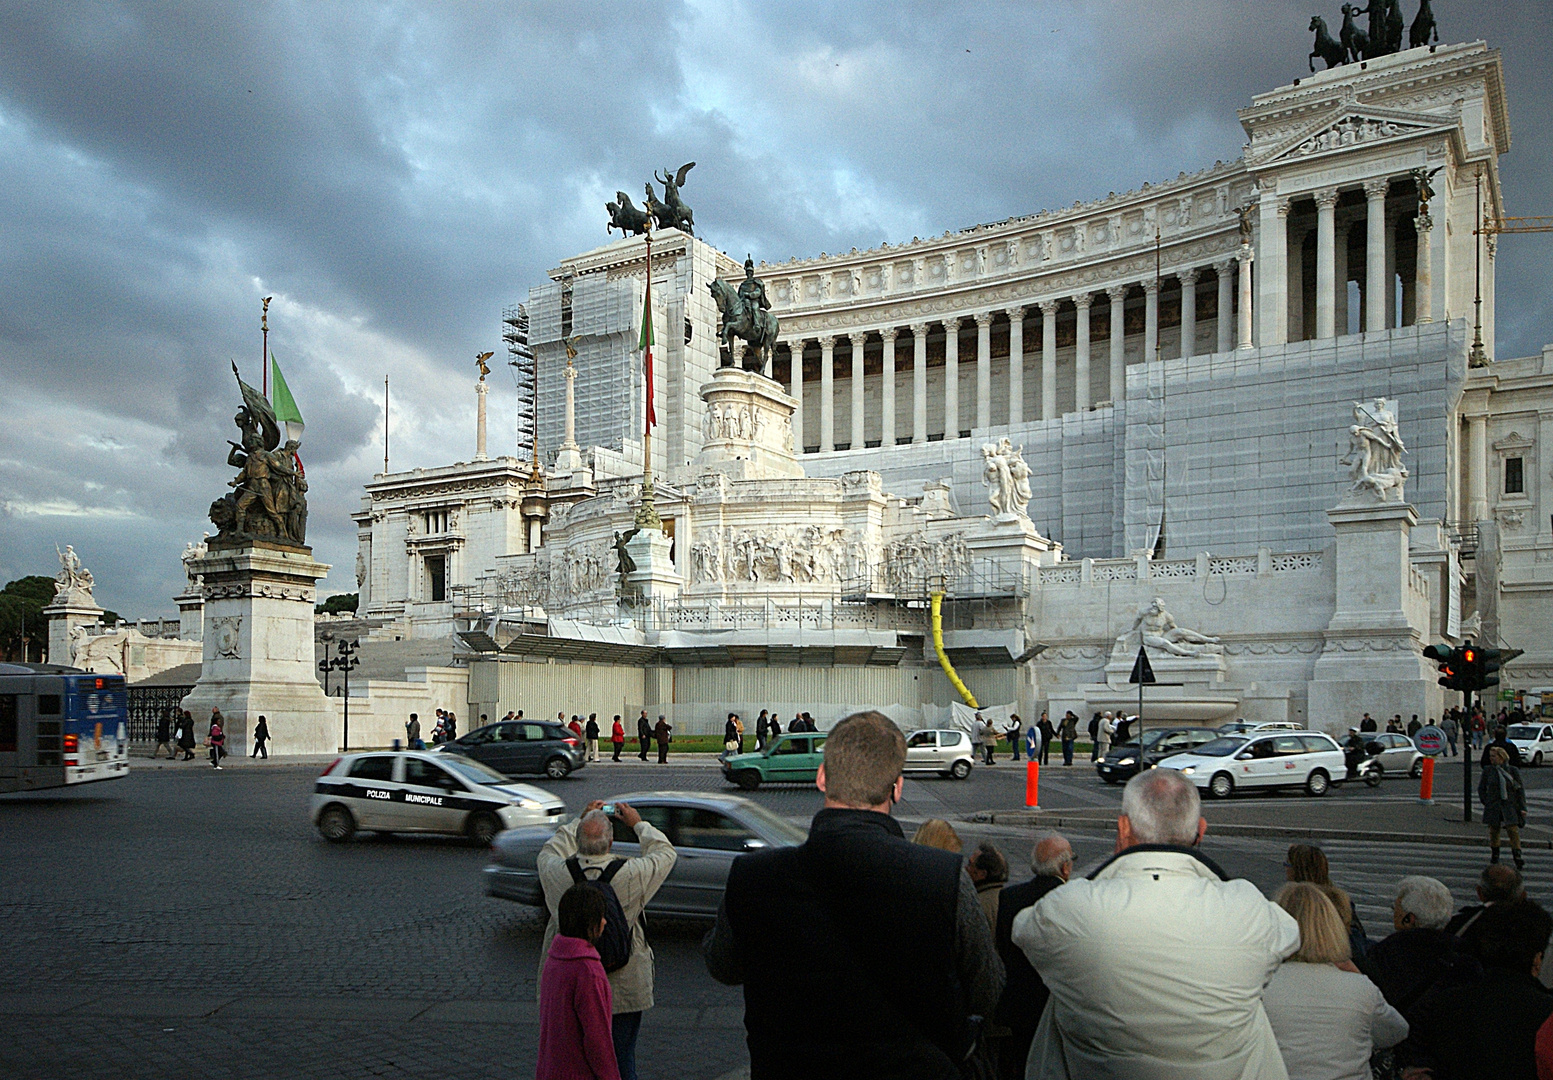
[[1480, 863, 1527, 905], [577, 809, 612, 856], [1032, 832, 1074, 880]]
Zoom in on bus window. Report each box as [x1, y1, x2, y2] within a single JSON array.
[[0, 695, 15, 753], [37, 694, 61, 715]]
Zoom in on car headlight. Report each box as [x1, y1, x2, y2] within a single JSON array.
[[515, 798, 544, 810], [1117, 757, 1135, 767], [1180, 766, 1195, 775]]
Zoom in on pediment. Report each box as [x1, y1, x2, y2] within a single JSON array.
[[1492, 431, 1534, 452], [1256, 105, 1449, 166]]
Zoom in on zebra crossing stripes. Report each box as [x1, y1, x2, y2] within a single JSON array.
[[1319, 838, 1553, 928]]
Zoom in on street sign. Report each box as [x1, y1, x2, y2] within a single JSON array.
[[1129, 647, 1156, 685], [1414, 725, 1446, 756]]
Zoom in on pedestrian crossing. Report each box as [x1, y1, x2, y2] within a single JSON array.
[[1319, 838, 1553, 930]]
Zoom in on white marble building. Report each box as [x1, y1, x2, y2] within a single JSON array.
[[350, 40, 1551, 732]]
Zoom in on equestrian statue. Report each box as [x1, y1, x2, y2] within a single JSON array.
[[709, 256, 780, 373]]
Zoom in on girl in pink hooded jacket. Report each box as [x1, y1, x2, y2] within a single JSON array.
[[537, 883, 620, 1080]]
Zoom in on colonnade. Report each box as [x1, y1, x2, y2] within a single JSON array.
[[783, 261, 1247, 453]]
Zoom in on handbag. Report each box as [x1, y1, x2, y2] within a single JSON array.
[[724, 738, 739, 753]]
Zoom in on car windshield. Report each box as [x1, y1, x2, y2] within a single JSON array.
[[439, 755, 510, 785], [731, 801, 808, 845], [1193, 737, 1248, 757], [1508, 726, 1542, 740]]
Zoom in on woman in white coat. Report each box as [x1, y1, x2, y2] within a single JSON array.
[[1262, 882, 1408, 1080]]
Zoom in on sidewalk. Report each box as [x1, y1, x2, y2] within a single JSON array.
[[128, 750, 731, 769]]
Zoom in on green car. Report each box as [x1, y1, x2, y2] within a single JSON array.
[[721, 732, 827, 791]]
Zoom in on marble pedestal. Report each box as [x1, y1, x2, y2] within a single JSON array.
[[1308, 500, 1441, 726], [964, 514, 1063, 581], [625, 529, 681, 610], [695, 368, 804, 481], [180, 541, 337, 758], [44, 590, 104, 667]]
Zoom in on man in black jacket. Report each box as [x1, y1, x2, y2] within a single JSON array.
[[636, 711, 651, 761], [705, 710, 1003, 1080], [1445, 863, 1527, 956], [1362, 875, 1461, 1013], [992, 832, 1072, 1080]]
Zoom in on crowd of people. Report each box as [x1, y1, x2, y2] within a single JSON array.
[[534, 710, 1553, 1080], [150, 705, 263, 768]]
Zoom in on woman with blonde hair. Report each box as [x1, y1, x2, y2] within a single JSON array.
[[1285, 843, 1368, 961], [1262, 882, 1407, 1080], [911, 819, 963, 853], [1480, 744, 1527, 869]]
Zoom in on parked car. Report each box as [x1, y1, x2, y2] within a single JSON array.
[[484, 792, 808, 917], [903, 728, 977, 779], [1156, 731, 1346, 799], [1095, 726, 1219, 783], [1216, 720, 1302, 736], [310, 750, 565, 844], [722, 731, 827, 790], [1507, 724, 1553, 766], [437, 719, 586, 779], [1363, 732, 1425, 778]]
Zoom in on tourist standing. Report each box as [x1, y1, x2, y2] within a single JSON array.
[[1481, 745, 1528, 869], [755, 710, 770, 752], [1058, 711, 1078, 766], [406, 712, 422, 750], [1097, 712, 1113, 760], [445, 712, 457, 740], [636, 711, 651, 761], [207, 715, 226, 770], [537, 883, 620, 1080], [152, 709, 175, 760], [734, 713, 745, 753], [585, 714, 600, 762], [1087, 713, 1101, 761], [653, 715, 671, 764], [251, 715, 270, 759], [1006, 715, 1023, 761], [177, 711, 197, 760], [974, 713, 997, 765], [1037, 712, 1054, 766], [610, 715, 625, 762], [767, 712, 782, 740]]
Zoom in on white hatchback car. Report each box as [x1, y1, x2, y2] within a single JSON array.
[[310, 750, 565, 844], [1156, 731, 1347, 799], [1507, 724, 1553, 766]]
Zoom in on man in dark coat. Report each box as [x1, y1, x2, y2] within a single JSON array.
[[153, 710, 175, 759], [636, 711, 652, 761], [1362, 875, 1461, 1015], [177, 711, 197, 760], [993, 832, 1073, 1080], [705, 710, 1004, 1080], [1446, 863, 1527, 957], [653, 715, 672, 764], [1399, 901, 1553, 1079]]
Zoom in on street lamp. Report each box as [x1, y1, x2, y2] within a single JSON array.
[[324, 639, 360, 750]]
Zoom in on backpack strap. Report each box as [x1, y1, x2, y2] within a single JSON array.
[[597, 858, 628, 884], [565, 855, 588, 884]]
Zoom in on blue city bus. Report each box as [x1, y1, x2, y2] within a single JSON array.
[[0, 663, 129, 793]]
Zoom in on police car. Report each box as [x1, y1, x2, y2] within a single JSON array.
[[310, 750, 565, 844]]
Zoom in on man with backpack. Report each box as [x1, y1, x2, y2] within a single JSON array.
[[538, 800, 677, 1080]]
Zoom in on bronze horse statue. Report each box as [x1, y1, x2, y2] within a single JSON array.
[[606, 191, 651, 236], [650, 162, 695, 234], [1309, 15, 1347, 70], [708, 277, 778, 373], [1339, 4, 1369, 64], [1410, 0, 1438, 48]]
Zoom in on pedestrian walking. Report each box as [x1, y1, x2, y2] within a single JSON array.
[[585, 714, 600, 762], [1037, 712, 1054, 766], [653, 715, 671, 763], [1481, 745, 1528, 869], [734, 714, 745, 754], [177, 710, 197, 760], [635, 711, 651, 761], [251, 715, 269, 759], [537, 800, 676, 1080], [754, 710, 769, 752], [1059, 710, 1078, 766], [724, 713, 740, 756], [537, 883, 621, 1080], [1097, 711, 1113, 760], [610, 715, 625, 762], [1087, 712, 1101, 761], [1360, 713, 1377, 733], [152, 709, 175, 760], [768, 712, 782, 740], [207, 716, 226, 769], [975, 713, 997, 765], [1006, 715, 1023, 762], [705, 710, 1004, 1079], [1443, 713, 1459, 757], [445, 712, 457, 741], [406, 712, 423, 750]]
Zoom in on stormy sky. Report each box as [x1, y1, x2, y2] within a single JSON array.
[[1, 1, 1548, 618]]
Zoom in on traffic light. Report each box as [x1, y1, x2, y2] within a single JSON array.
[[1480, 648, 1508, 691], [1424, 643, 1466, 691], [1460, 644, 1481, 691]]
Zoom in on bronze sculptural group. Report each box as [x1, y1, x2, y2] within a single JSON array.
[[606, 162, 696, 236], [709, 257, 781, 373], [1309, 0, 1437, 71], [209, 362, 309, 546]]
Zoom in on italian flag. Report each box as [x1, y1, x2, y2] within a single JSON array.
[[638, 287, 655, 429], [270, 354, 305, 474]]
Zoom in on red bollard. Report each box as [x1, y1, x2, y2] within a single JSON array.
[[1026, 760, 1040, 809], [1418, 755, 1435, 804]]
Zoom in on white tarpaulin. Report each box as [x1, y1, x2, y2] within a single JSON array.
[[949, 701, 1019, 732]]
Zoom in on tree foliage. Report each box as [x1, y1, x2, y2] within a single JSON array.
[[316, 593, 359, 615], [0, 576, 55, 661]]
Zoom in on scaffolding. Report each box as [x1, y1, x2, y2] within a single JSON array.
[[502, 304, 536, 469]]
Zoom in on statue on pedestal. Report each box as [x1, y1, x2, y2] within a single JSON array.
[[1118, 597, 1223, 658], [1340, 398, 1408, 502], [209, 363, 310, 545], [709, 257, 781, 372], [981, 438, 1033, 519], [53, 544, 96, 599]]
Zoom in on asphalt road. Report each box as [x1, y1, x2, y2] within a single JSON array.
[[3, 750, 1551, 1079]]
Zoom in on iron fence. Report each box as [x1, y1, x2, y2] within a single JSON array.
[[127, 685, 193, 743]]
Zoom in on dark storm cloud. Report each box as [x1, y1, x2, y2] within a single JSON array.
[[0, 0, 1548, 616]]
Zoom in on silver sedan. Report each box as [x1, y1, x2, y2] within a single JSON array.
[[484, 791, 807, 918]]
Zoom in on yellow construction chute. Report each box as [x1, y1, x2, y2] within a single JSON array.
[[930, 592, 979, 708]]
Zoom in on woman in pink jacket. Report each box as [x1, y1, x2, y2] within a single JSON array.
[[537, 884, 620, 1080]]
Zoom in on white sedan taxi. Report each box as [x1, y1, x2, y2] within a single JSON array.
[[1507, 724, 1553, 766], [311, 750, 565, 844], [1155, 731, 1347, 799]]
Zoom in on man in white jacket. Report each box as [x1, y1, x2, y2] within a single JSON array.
[[1012, 768, 1300, 1080]]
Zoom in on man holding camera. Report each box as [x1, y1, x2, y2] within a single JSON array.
[[538, 800, 677, 1080]]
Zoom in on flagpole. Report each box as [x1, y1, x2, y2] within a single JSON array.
[[637, 227, 661, 529], [261, 296, 273, 397], [383, 375, 390, 475]]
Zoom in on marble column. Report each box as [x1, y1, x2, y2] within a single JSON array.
[[1414, 214, 1434, 323], [1107, 286, 1127, 403], [881, 328, 898, 446], [849, 332, 866, 450], [1143, 281, 1160, 362], [788, 339, 806, 452], [912, 322, 928, 445], [1365, 179, 1389, 334], [475, 378, 489, 460], [1006, 307, 1024, 426], [1215, 261, 1234, 353], [819, 336, 836, 452], [1315, 187, 1339, 339], [1237, 249, 1254, 349], [1074, 294, 1093, 411], [1039, 300, 1059, 421], [1258, 195, 1289, 346], [975, 311, 993, 431], [944, 317, 961, 438], [1178, 269, 1198, 360], [1467, 413, 1489, 522]]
